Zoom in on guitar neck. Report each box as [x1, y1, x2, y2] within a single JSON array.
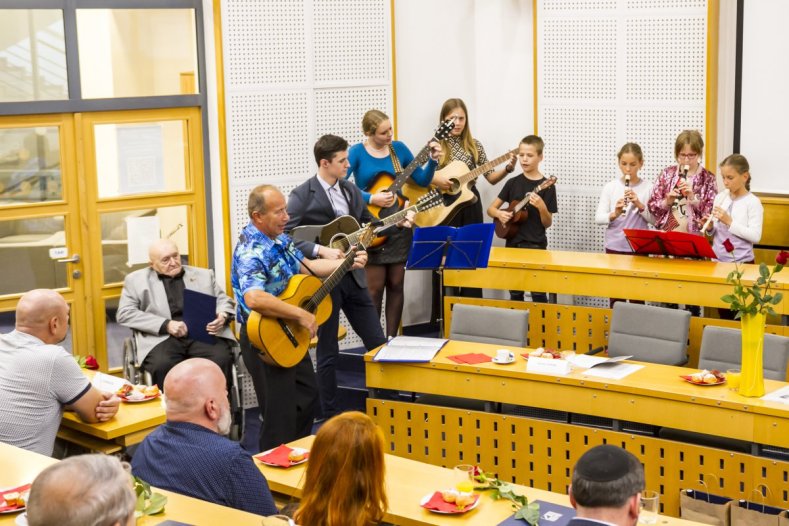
[[457, 148, 519, 186], [513, 192, 533, 213], [513, 177, 555, 213], [306, 249, 356, 310], [387, 143, 433, 194]]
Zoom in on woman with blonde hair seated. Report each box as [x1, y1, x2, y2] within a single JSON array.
[[294, 411, 387, 526]]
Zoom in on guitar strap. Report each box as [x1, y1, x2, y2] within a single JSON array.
[[388, 145, 404, 176]]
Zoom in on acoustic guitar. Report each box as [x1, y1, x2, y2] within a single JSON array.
[[246, 225, 376, 368], [401, 148, 519, 227], [296, 190, 442, 251], [365, 118, 455, 220], [493, 176, 557, 239]]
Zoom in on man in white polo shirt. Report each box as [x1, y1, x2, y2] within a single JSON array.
[[0, 289, 119, 456]]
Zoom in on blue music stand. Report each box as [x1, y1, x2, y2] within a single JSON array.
[[406, 223, 494, 334]]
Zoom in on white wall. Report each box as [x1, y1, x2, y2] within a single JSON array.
[[395, 0, 533, 325]]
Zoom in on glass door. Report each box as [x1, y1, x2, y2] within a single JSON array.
[[0, 113, 88, 353]]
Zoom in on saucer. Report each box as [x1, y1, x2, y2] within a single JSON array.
[[491, 356, 515, 365]]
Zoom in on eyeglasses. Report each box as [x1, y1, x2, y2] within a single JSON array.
[[678, 153, 698, 159]]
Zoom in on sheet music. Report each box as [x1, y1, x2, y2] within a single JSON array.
[[373, 336, 447, 362], [581, 363, 643, 380]]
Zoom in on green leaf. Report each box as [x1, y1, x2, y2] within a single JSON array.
[[720, 294, 736, 304], [514, 501, 541, 525], [767, 307, 778, 317], [773, 292, 783, 304], [143, 493, 168, 516], [760, 263, 770, 279]]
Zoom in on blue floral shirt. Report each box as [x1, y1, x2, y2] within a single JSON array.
[[231, 222, 303, 325]]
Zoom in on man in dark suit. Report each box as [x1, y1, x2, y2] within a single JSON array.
[[567, 445, 645, 526], [285, 134, 388, 418]]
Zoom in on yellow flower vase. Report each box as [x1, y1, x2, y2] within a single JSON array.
[[739, 312, 766, 397]]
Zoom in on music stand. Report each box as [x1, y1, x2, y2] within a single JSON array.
[[406, 223, 494, 335], [624, 229, 717, 259]]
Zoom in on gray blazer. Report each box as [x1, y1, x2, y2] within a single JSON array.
[[286, 175, 375, 288], [116, 265, 236, 362]]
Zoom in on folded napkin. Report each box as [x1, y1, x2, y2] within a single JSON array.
[[447, 353, 492, 365], [254, 444, 308, 468], [0, 483, 31, 512], [421, 491, 479, 513]]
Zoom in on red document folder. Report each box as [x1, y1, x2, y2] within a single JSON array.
[[623, 229, 717, 259]]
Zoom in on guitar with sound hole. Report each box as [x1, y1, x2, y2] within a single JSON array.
[[246, 225, 376, 368], [493, 176, 557, 239]]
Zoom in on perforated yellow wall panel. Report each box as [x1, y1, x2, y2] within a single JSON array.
[[368, 399, 789, 518]]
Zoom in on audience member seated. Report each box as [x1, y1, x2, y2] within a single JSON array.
[[27, 454, 136, 526], [131, 358, 278, 517], [0, 289, 119, 456], [568, 444, 645, 526], [116, 238, 236, 389], [294, 411, 387, 526]]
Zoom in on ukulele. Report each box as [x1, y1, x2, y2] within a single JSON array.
[[245, 225, 376, 368], [493, 176, 557, 239], [365, 118, 455, 220], [402, 148, 519, 227]]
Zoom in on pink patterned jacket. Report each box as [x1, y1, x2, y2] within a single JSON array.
[[647, 165, 717, 234]]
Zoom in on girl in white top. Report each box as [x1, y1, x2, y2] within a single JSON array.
[[704, 153, 763, 263], [595, 143, 653, 253]]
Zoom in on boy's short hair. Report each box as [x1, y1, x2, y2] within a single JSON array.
[[520, 135, 545, 155], [314, 134, 349, 165]]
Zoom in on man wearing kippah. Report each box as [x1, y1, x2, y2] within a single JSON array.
[[568, 445, 645, 526]]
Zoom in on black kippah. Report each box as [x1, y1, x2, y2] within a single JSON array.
[[575, 445, 631, 482]]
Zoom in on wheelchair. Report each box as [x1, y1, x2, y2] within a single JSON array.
[[122, 335, 246, 441]]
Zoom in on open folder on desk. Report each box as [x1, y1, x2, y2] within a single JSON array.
[[373, 336, 448, 362], [183, 289, 218, 344], [567, 354, 632, 369]]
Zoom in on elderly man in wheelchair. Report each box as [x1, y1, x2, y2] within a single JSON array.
[[116, 239, 238, 392]]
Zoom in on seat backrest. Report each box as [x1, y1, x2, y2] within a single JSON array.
[[449, 304, 529, 348], [607, 303, 690, 365], [699, 325, 789, 381]]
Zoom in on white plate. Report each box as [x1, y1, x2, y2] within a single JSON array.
[[0, 505, 24, 515], [15, 511, 27, 525], [420, 492, 480, 514], [257, 447, 309, 467], [119, 393, 161, 403], [491, 356, 516, 365]]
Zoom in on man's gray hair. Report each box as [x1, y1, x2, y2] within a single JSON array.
[[27, 454, 136, 526]]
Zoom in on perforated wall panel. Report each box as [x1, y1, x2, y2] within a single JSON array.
[[537, 0, 709, 310], [222, 0, 393, 353]]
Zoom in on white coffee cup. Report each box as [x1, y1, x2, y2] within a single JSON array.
[[496, 349, 514, 362]]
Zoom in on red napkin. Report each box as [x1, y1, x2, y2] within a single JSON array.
[[421, 491, 479, 513], [255, 444, 309, 468], [0, 483, 31, 512], [447, 353, 492, 364]]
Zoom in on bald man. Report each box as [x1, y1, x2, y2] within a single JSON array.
[[116, 238, 236, 389], [0, 289, 119, 455], [131, 358, 278, 517]]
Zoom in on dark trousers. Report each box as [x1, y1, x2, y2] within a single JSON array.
[[240, 326, 318, 452], [508, 241, 548, 303], [141, 336, 233, 390], [316, 275, 386, 418]]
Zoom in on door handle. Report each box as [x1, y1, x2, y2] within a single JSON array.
[[57, 254, 80, 264]]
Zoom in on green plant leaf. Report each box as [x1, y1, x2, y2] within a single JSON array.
[[773, 292, 784, 304], [514, 501, 541, 525], [720, 294, 736, 304], [760, 263, 770, 279], [143, 493, 168, 516]]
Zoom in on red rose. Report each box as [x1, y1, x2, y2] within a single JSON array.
[[777, 250, 789, 265], [84, 355, 99, 370], [722, 238, 735, 253]]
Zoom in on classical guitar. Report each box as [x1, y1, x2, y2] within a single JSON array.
[[328, 190, 442, 250], [365, 118, 455, 220], [246, 225, 376, 368], [493, 176, 557, 239], [402, 148, 519, 227]]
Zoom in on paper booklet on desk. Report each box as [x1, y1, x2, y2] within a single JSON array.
[[761, 385, 789, 405], [624, 228, 717, 259], [567, 354, 633, 369], [496, 500, 575, 526], [373, 336, 448, 363], [182, 288, 218, 344]]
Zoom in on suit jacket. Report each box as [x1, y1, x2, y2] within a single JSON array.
[[567, 518, 618, 526], [116, 265, 236, 362], [286, 175, 375, 288]]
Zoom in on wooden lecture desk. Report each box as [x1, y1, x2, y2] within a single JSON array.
[[443, 248, 788, 313], [365, 340, 789, 450], [0, 442, 263, 525], [256, 435, 707, 526], [58, 372, 166, 453]]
